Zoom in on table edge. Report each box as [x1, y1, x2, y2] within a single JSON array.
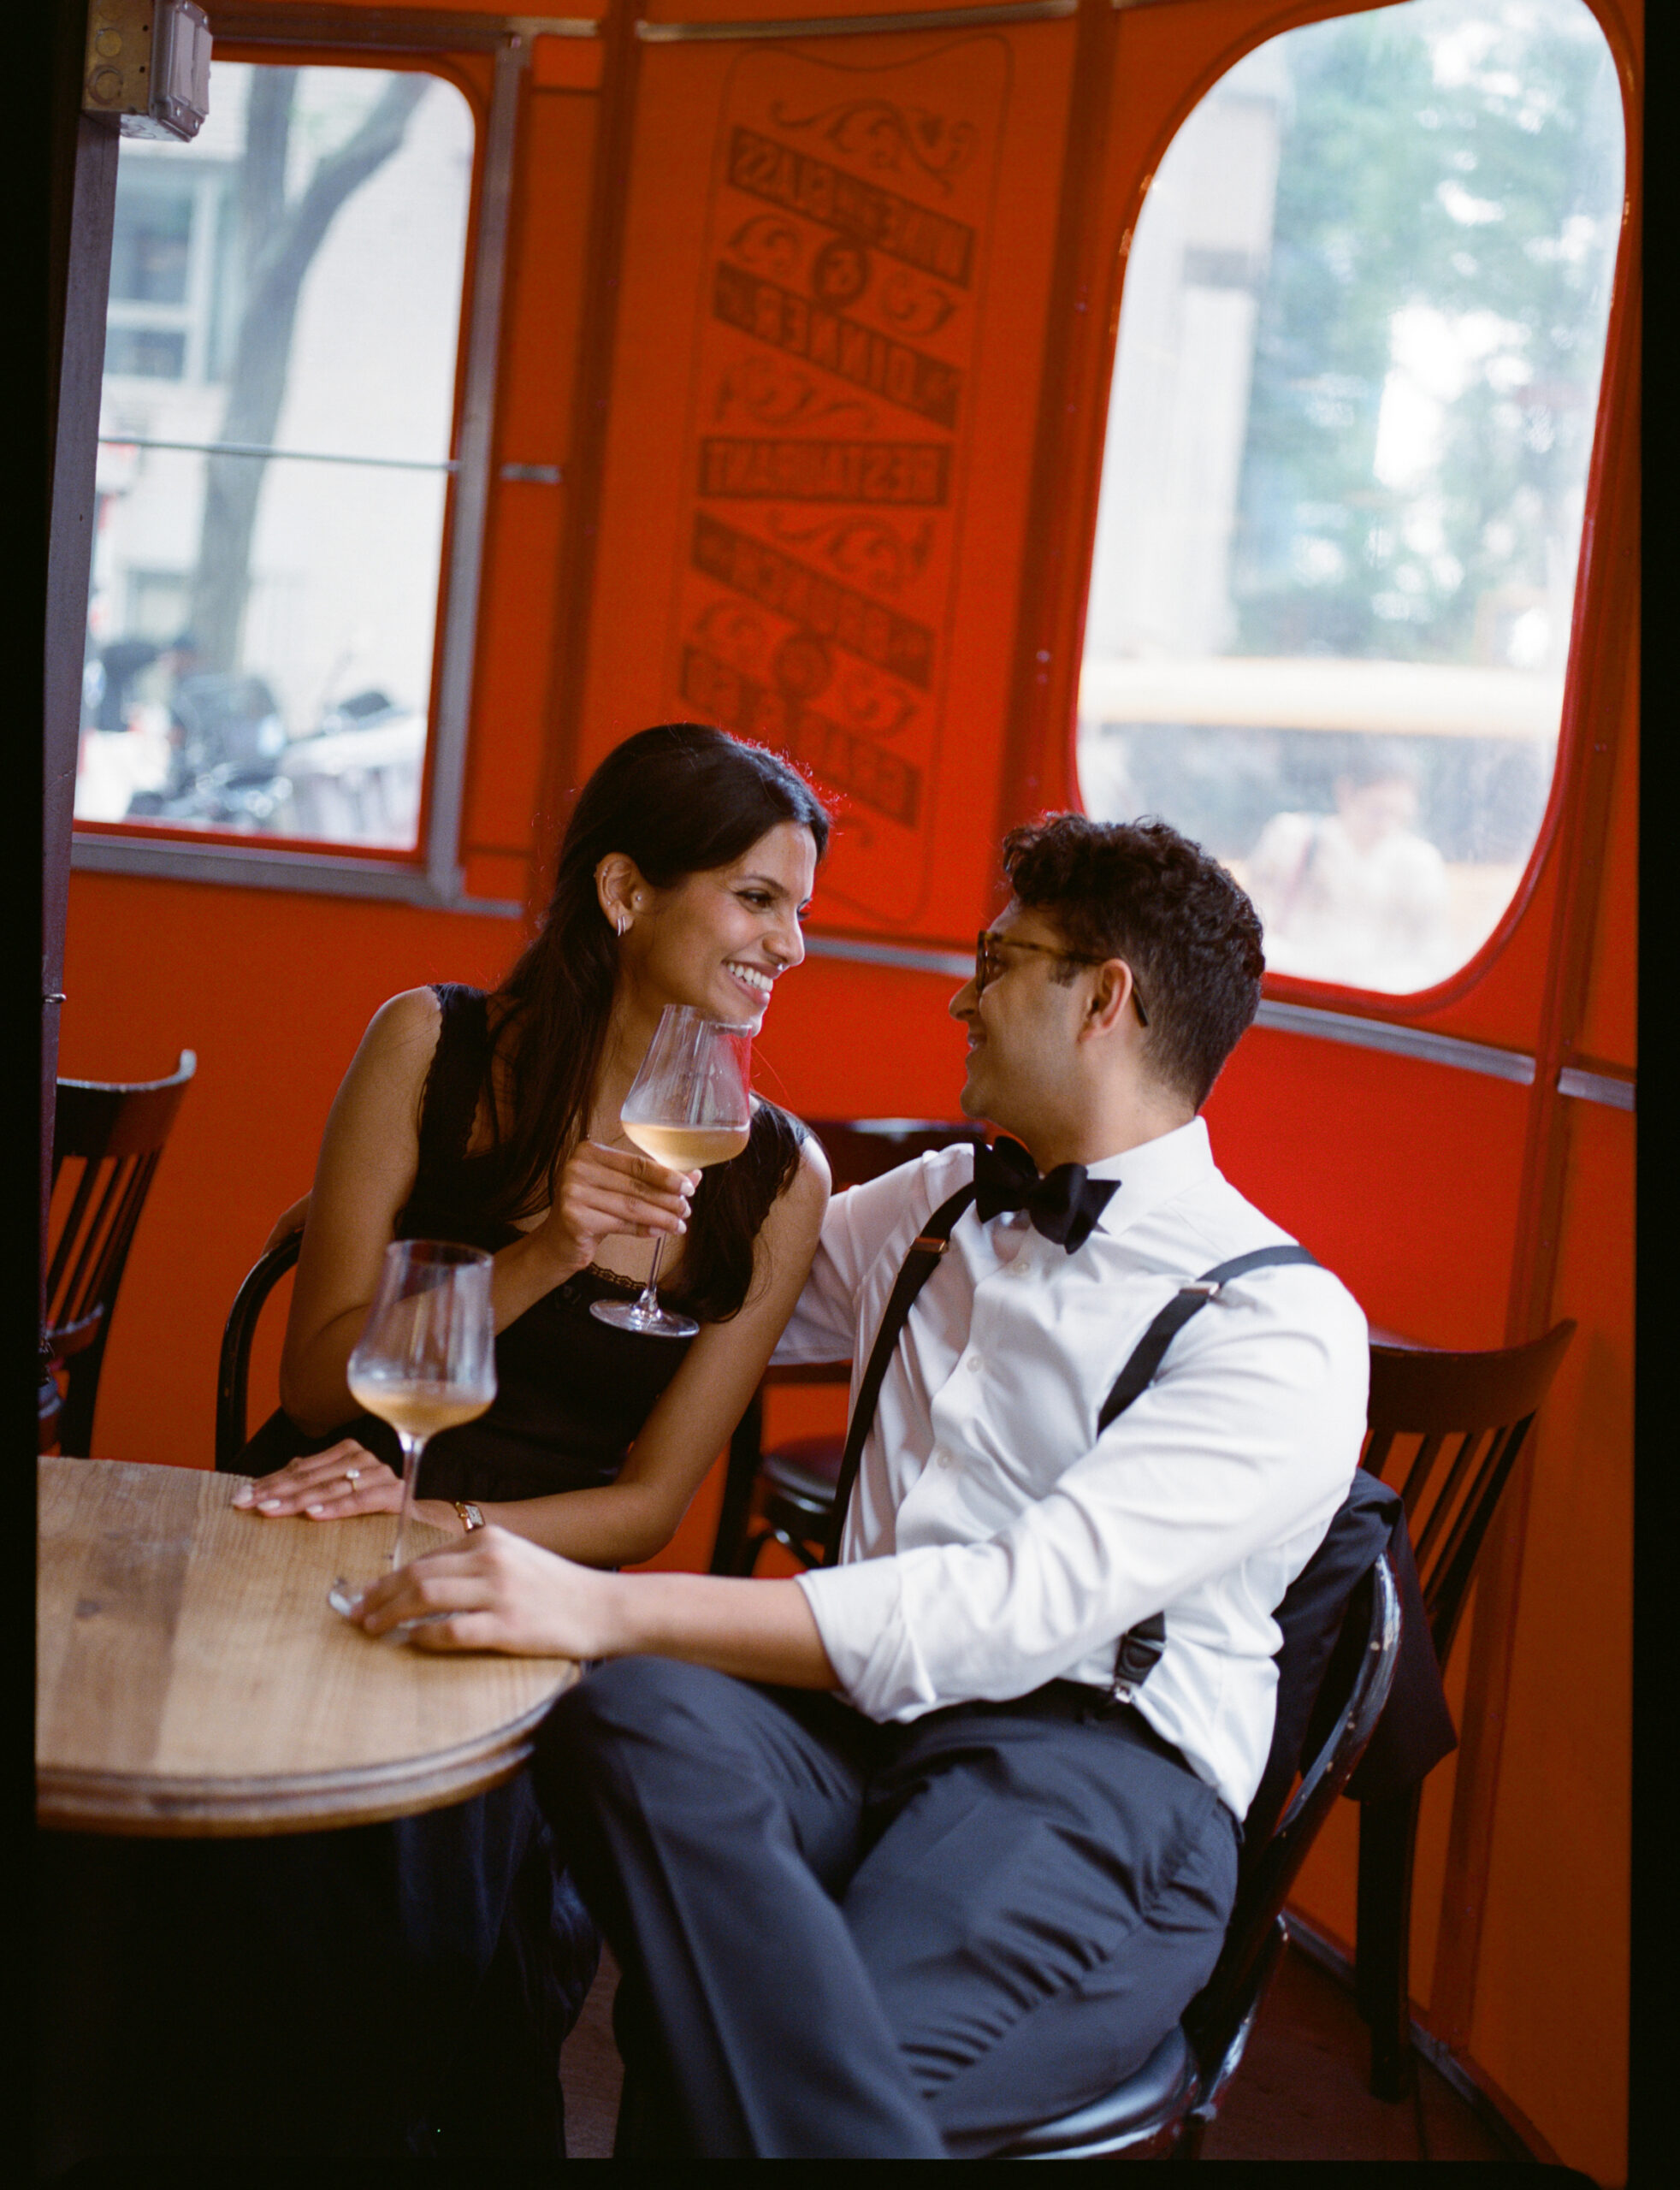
[[37, 1663, 579, 1837]]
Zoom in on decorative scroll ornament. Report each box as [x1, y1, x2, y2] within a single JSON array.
[[714, 351, 878, 433], [764, 511, 935, 596], [725, 213, 804, 282], [766, 96, 979, 195], [690, 600, 772, 676], [834, 664, 918, 741], [878, 268, 956, 338]]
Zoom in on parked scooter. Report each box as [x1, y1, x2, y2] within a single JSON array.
[[125, 672, 292, 829], [124, 678, 423, 837]]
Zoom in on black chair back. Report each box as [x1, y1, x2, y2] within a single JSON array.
[[1364, 1320, 1575, 1666], [711, 1116, 982, 1575], [215, 1231, 303, 1471], [46, 1051, 196, 1456], [998, 1514, 1402, 2159], [1352, 1318, 1575, 2099]]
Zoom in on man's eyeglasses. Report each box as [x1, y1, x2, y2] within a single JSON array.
[[973, 931, 1150, 1026]]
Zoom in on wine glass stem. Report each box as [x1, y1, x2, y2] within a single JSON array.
[[390, 1431, 429, 1570], [633, 1235, 667, 1318]]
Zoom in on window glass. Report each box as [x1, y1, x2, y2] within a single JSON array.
[[1078, 0, 1623, 994], [79, 62, 474, 850]]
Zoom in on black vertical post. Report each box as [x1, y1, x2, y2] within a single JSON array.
[[40, 6, 121, 1429]]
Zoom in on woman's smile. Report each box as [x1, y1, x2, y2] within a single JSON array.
[[725, 960, 776, 1002]]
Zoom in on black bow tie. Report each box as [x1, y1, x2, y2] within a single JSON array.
[[972, 1137, 1118, 1253]]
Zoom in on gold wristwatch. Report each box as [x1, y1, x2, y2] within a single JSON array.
[[453, 1500, 486, 1533]]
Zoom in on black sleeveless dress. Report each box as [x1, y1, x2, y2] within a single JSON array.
[[240, 980, 794, 1501], [41, 989, 800, 2166]]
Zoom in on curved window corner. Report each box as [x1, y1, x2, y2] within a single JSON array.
[[1076, 0, 1624, 999], [74, 53, 486, 889]]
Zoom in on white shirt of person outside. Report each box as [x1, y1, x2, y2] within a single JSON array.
[[1246, 761, 1452, 992]]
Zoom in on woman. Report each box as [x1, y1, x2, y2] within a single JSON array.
[[234, 720, 831, 1568], [196, 724, 835, 2158]]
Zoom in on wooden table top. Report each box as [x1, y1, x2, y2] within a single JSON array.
[[37, 1457, 578, 1838]]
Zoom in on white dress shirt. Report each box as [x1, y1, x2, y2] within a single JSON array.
[[778, 1117, 1369, 1819]]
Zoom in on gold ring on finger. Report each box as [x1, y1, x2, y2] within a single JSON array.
[[345, 1467, 361, 1484]]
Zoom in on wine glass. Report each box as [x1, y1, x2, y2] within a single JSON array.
[[326, 1239, 497, 1620], [591, 1005, 754, 1340]]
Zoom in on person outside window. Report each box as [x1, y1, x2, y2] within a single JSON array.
[[1245, 741, 1452, 991]]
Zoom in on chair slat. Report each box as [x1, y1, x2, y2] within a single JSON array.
[[1360, 1428, 1399, 1480], [46, 1161, 105, 1310], [1396, 1429, 1448, 1521], [1425, 1419, 1536, 1667], [64, 1158, 152, 1328], [1411, 1425, 1489, 1582]]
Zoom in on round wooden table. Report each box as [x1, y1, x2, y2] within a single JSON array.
[[37, 1455, 579, 1836]]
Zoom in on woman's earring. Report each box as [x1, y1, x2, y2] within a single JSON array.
[[615, 913, 629, 938]]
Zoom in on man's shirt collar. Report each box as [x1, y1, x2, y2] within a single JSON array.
[[1079, 1115, 1215, 1240]]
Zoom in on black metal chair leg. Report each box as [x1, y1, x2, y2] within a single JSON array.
[[1356, 1785, 1423, 2100]]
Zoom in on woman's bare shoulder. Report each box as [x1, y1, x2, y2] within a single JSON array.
[[773, 1123, 831, 1234], [331, 989, 445, 1136], [370, 984, 444, 1038], [350, 986, 444, 1071], [791, 1125, 831, 1197]]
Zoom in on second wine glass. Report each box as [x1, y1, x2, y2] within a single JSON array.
[[591, 1005, 754, 1340], [327, 1239, 497, 1619]]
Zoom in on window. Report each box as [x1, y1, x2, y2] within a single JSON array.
[[78, 60, 476, 856], [1078, 0, 1624, 996]]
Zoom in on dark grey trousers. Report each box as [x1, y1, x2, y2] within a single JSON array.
[[535, 1658, 1239, 2158]]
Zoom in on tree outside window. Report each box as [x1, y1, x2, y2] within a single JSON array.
[[1078, 0, 1623, 996]]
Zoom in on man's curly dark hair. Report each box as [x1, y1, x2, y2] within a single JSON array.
[[1001, 814, 1265, 1110]]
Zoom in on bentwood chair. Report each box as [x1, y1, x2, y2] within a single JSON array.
[[214, 1228, 303, 1471], [44, 1052, 196, 1455], [1352, 1319, 1576, 2099], [997, 1478, 1404, 2159], [709, 1118, 983, 1576]]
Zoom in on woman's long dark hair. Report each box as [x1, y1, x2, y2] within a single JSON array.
[[469, 725, 831, 1319]]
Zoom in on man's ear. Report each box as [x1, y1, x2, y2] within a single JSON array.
[[1079, 959, 1138, 1041]]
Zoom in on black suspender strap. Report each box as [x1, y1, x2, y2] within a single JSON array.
[[1097, 1245, 1323, 1435], [1097, 1244, 1322, 1704], [820, 1184, 976, 1567], [819, 1203, 1322, 1714]]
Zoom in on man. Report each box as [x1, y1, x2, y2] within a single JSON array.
[[355, 814, 1369, 2157], [1246, 739, 1452, 991]]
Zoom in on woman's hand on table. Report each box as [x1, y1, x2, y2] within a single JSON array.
[[349, 1527, 608, 1656], [231, 1443, 459, 1535]]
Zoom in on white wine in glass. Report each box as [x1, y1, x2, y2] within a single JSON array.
[[327, 1239, 497, 1620], [592, 1006, 754, 1340]]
